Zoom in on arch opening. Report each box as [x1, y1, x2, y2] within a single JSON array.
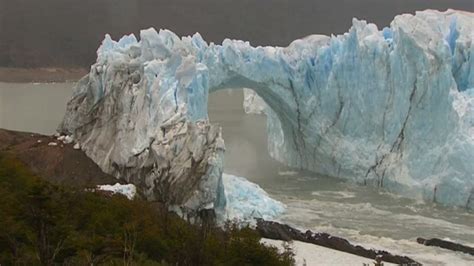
[[207, 87, 288, 180], [207, 75, 312, 174]]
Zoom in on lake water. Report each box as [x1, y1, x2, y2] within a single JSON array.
[[0, 82, 74, 134], [1, 82, 473, 265]]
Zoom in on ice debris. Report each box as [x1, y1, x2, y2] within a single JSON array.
[[215, 173, 285, 224]]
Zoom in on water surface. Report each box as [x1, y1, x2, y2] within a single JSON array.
[[0, 82, 73, 134]]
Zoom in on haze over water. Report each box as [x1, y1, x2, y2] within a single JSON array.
[[1, 83, 473, 264], [0, 83, 73, 134], [2, 0, 473, 68]]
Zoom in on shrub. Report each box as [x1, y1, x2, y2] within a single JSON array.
[[0, 154, 294, 265]]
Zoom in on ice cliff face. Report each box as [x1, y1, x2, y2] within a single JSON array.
[[59, 58, 225, 211], [60, 9, 474, 211]]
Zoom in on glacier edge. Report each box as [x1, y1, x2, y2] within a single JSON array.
[[59, 9, 474, 213]]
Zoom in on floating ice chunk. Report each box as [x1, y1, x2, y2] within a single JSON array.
[[216, 173, 285, 224], [278, 171, 299, 176]]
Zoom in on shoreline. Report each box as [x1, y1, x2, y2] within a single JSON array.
[[0, 67, 87, 83]]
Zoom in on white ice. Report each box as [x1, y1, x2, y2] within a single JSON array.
[[97, 183, 137, 200]]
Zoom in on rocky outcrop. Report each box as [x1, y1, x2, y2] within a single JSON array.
[[417, 237, 474, 256], [256, 219, 420, 265]]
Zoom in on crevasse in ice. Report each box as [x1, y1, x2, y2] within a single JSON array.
[[61, 9, 474, 212]]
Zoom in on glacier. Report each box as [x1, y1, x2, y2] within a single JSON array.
[[59, 9, 474, 215]]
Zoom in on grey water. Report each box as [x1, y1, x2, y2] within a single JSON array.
[[1, 83, 473, 264], [0, 82, 73, 134]]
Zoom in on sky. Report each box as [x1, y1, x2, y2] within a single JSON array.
[[0, 0, 472, 67]]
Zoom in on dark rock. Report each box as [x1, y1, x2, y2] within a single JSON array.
[[417, 237, 474, 256], [256, 219, 420, 265]]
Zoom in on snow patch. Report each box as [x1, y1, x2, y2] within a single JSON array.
[[97, 183, 137, 200]]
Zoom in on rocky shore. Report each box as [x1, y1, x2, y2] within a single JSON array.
[[256, 219, 420, 265], [417, 237, 474, 256]]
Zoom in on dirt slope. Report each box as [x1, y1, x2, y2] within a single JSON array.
[[0, 128, 119, 188]]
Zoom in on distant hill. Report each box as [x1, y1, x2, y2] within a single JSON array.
[[0, 0, 472, 68]]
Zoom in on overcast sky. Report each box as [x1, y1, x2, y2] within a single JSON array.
[[1, 0, 472, 67]]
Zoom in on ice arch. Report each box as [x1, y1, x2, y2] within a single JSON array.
[[60, 10, 473, 211]]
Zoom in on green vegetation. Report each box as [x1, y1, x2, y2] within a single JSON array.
[[0, 155, 294, 266]]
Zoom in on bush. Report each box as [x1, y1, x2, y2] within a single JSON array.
[[0, 154, 294, 266]]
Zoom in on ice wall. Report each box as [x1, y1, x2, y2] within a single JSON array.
[[60, 9, 473, 210]]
